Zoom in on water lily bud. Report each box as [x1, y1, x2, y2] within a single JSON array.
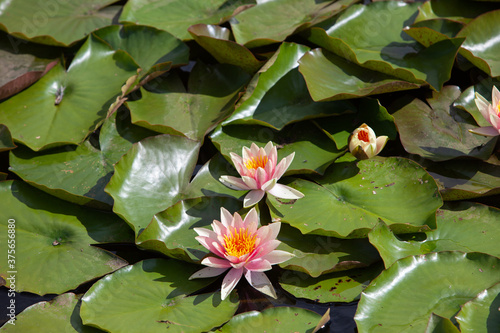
[[349, 124, 388, 160], [469, 86, 500, 137]]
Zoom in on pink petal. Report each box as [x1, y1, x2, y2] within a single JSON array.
[[250, 142, 260, 157], [244, 258, 272, 272], [220, 208, 233, 227], [475, 93, 492, 121], [262, 250, 295, 265], [242, 146, 252, 163], [229, 152, 245, 175], [243, 208, 259, 234], [492, 86, 500, 110], [255, 167, 269, 188], [196, 236, 225, 258], [219, 175, 251, 190], [211, 220, 227, 237], [243, 189, 265, 207], [189, 267, 228, 280], [221, 268, 243, 300], [232, 211, 244, 229], [266, 183, 304, 199], [242, 175, 258, 189], [193, 227, 217, 239], [251, 239, 281, 260], [272, 152, 294, 180], [244, 270, 277, 299], [201, 256, 232, 268], [263, 141, 274, 156], [261, 178, 277, 192], [256, 222, 281, 244], [489, 111, 500, 129], [469, 126, 500, 137]]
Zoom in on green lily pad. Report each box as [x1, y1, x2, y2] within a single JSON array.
[[0, 35, 139, 151], [188, 24, 263, 74], [136, 196, 242, 262], [81, 259, 239, 333], [0, 180, 132, 295], [279, 263, 384, 303], [457, 9, 500, 77], [0, 0, 121, 46], [393, 85, 497, 162], [277, 223, 380, 277], [456, 282, 500, 332], [120, 0, 254, 41], [425, 313, 461, 333], [415, 0, 499, 25], [127, 63, 250, 141], [218, 306, 322, 332], [211, 121, 345, 176], [105, 134, 201, 236], [223, 42, 354, 129], [355, 251, 500, 332], [0, 125, 16, 152], [298, 48, 420, 101], [305, 1, 463, 90], [268, 157, 442, 238], [404, 19, 464, 48], [369, 202, 500, 268], [230, 0, 355, 48], [9, 111, 157, 208], [94, 24, 189, 75], [0, 293, 103, 333]]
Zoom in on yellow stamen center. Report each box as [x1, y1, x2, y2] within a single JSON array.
[[497, 101, 500, 116], [223, 228, 256, 258], [244, 156, 268, 170], [358, 130, 370, 143]]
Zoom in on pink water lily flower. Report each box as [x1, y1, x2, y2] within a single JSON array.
[[219, 141, 304, 208], [469, 86, 500, 137], [349, 123, 388, 160], [189, 207, 294, 300]]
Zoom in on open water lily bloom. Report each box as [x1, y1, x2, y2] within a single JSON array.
[[469, 86, 500, 137], [349, 123, 388, 160], [219, 141, 304, 208], [189, 207, 294, 300]]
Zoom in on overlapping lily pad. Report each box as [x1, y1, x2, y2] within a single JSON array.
[[222, 42, 354, 129], [0, 0, 121, 46], [105, 134, 201, 236], [127, 63, 250, 141], [305, 1, 463, 90], [355, 251, 500, 332], [393, 86, 497, 161], [457, 9, 500, 77], [218, 306, 323, 332], [414, 0, 499, 25], [81, 259, 239, 333], [0, 293, 103, 332], [120, 0, 254, 41], [279, 263, 384, 303], [9, 112, 157, 208], [456, 282, 500, 332], [0, 35, 139, 151], [0, 180, 132, 295], [267, 157, 442, 238], [369, 202, 500, 268]]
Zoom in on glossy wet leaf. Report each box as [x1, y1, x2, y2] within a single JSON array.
[[279, 263, 384, 303], [425, 313, 461, 333], [94, 24, 189, 75], [105, 134, 201, 236], [0, 35, 138, 151], [369, 202, 500, 268], [211, 121, 344, 176], [299, 48, 420, 101], [136, 196, 242, 262], [0, 125, 16, 152], [218, 306, 322, 332], [415, 0, 500, 25], [120, 0, 254, 41], [188, 24, 263, 74], [81, 259, 239, 333], [457, 10, 500, 77], [223, 42, 353, 129], [277, 223, 380, 277], [0, 293, 103, 333], [127, 63, 250, 141], [305, 1, 463, 90], [0, 180, 132, 295], [393, 86, 497, 162], [230, 0, 354, 48], [355, 252, 500, 332], [9, 111, 157, 208], [0, 0, 121, 46], [456, 282, 500, 332], [268, 157, 442, 238]]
